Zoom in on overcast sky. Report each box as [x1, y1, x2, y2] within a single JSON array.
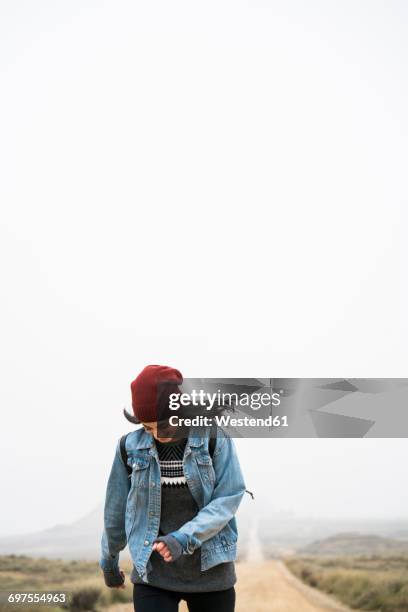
[[1, 0, 407, 536]]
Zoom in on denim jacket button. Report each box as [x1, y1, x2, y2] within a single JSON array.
[[151, 482, 156, 488], [144, 540, 149, 546]]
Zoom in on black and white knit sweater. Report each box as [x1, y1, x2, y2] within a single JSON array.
[[155, 437, 187, 487]]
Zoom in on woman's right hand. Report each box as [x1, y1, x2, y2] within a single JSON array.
[[152, 541, 173, 562]]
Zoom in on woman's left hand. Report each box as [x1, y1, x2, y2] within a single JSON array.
[[152, 541, 173, 562]]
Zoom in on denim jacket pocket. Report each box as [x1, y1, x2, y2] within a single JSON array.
[[127, 453, 150, 488], [194, 452, 216, 485], [216, 530, 237, 550]]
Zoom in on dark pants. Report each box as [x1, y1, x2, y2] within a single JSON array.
[[133, 583, 235, 612]]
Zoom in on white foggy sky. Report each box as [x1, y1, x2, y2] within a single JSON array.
[[0, 0, 407, 536]]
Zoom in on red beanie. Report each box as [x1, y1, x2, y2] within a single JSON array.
[[130, 364, 183, 423]]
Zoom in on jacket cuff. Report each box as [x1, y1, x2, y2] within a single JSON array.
[[154, 534, 183, 561], [166, 530, 200, 555], [99, 554, 120, 572]]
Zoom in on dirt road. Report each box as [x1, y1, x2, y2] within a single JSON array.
[[230, 560, 350, 612], [112, 560, 350, 612]]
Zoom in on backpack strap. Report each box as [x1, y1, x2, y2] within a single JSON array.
[[120, 433, 132, 476], [208, 422, 217, 458]]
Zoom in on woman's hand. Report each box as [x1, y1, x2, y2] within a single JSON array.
[[116, 569, 126, 588], [152, 541, 173, 562], [152, 534, 183, 561]]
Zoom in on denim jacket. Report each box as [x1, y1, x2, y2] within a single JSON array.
[[99, 425, 246, 582]]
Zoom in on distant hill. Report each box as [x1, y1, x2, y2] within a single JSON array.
[[0, 504, 126, 560], [299, 532, 408, 556]]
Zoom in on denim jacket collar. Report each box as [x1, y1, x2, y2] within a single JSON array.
[[134, 426, 205, 450], [134, 428, 154, 449], [186, 426, 206, 448]]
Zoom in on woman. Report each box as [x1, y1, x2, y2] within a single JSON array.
[[100, 364, 247, 612]]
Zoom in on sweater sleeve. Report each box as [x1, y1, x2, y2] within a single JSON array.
[[153, 534, 183, 562]]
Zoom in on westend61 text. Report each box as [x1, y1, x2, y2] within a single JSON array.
[[169, 414, 288, 427]]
